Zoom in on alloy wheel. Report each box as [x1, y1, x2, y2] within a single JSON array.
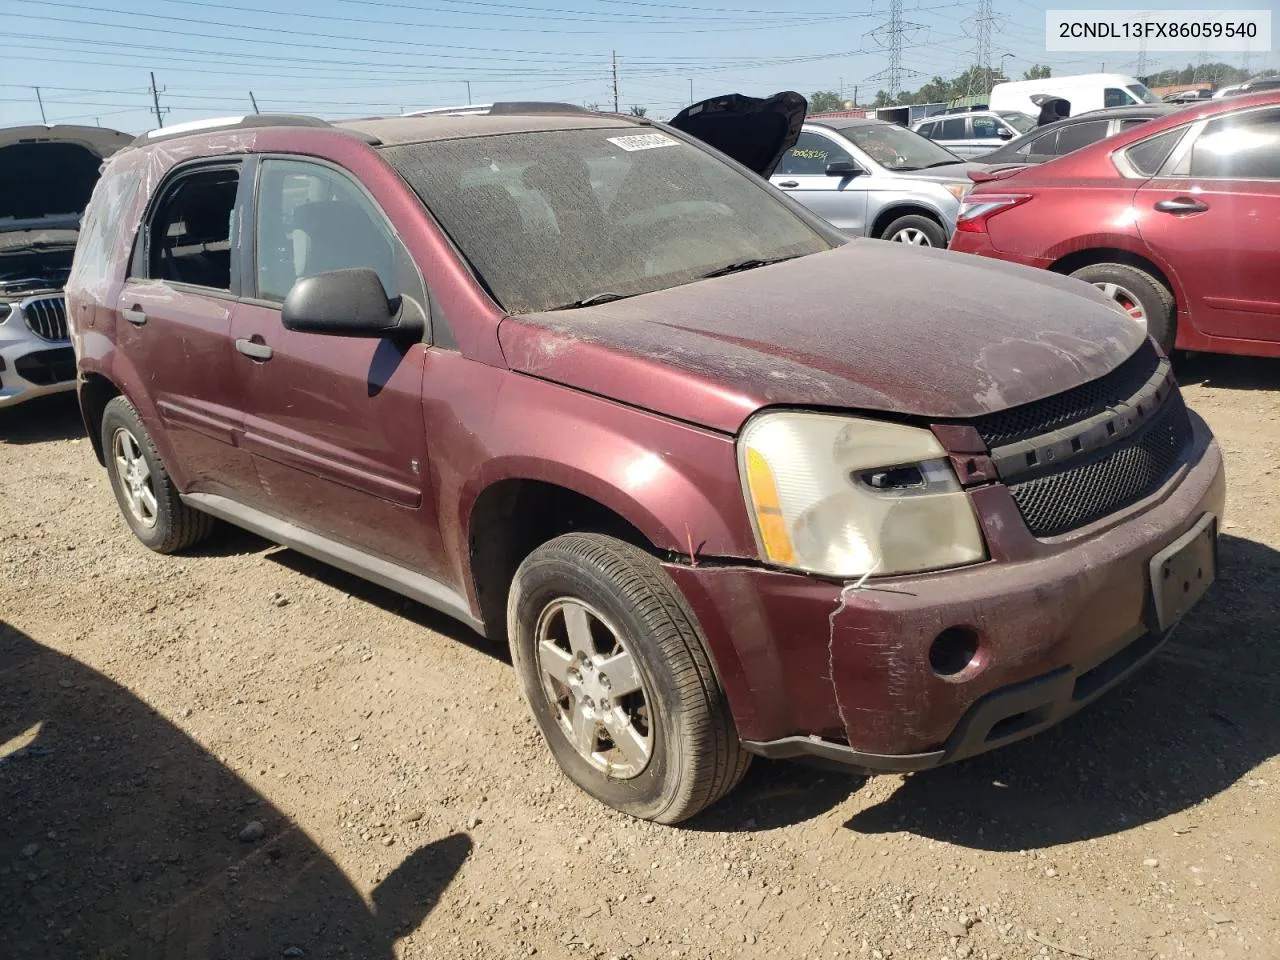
[[1093, 281, 1149, 328], [112, 427, 159, 529], [891, 227, 932, 246], [534, 597, 653, 780]]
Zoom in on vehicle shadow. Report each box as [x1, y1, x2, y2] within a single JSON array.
[[0, 393, 86, 444], [1176, 351, 1280, 391], [844, 533, 1280, 849], [0, 621, 472, 960]]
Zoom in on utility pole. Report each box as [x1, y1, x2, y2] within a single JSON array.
[[249, 91, 260, 114], [688, 78, 693, 103], [852, 85, 858, 107], [149, 71, 165, 128], [465, 80, 472, 105], [34, 86, 47, 124], [612, 51, 619, 113]]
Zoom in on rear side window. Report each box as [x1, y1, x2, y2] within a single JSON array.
[[1016, 130, 1055, 156], [140, 166, 239, 291], [940, 118, 966, 139], [69, 166, 142, 296], [1053, 120, 1109, 155], [1189, 108, 1280, 180], [1119, 117, 1152, 132], [254, 159, 404, 303], [1124, 128, 1186, 177]]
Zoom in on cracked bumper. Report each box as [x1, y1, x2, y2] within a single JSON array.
[[664, 413, 1226, 768]]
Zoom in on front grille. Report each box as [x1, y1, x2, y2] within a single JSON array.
[[23, 295, 70, 342], [1005, 390, 1193, 537], [14, 347, 76, 386], [971, 341, 1162, 447]]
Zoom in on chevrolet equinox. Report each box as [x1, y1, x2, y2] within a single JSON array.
[[66, 100, 1225, 823]]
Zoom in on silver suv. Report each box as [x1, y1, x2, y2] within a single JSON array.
[[1, 124, 130, 409], [911, 110, 1036, 157], [770, 118, 981, 247]]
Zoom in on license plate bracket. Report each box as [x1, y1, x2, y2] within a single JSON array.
[[1148, 513, 1217, 633]]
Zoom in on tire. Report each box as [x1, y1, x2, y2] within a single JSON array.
[[100, 396, 215, 554], [507, 533, 749, 824], [1069, 262, 1176, 353], [880, 214, 947, 248]]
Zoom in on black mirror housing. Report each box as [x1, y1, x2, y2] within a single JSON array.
[[825, 160, 863, 177], [997, 128, 1015, 139], [281, 268, 422, 340]]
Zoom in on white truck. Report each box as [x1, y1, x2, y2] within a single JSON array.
[[988, 73, 1160, 118]]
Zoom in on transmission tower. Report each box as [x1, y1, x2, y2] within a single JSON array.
[[1134, 11, 1149, 78], [973, 0, 994, 73], [866, 0, 922, 103]]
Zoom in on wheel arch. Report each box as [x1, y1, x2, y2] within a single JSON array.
[[870, 203, 948, 240], [78, 371, 123, 466]]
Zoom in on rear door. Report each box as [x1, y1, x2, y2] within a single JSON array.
[[229, 155, 444, 574], [114, 159, 258, 498], [771, 130, 870, 234], [1136, 105, 1280, 342]]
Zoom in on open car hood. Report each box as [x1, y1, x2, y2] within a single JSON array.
[[0, 124, 132, 156], [0, 124, 132, 230], [666, 91, 807, 178]]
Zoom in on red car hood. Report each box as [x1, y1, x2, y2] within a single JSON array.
[[498, 242, 1144, 434]]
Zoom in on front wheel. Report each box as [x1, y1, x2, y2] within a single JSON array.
[[880, 214, 947, 248], [507, 533, 749, 824]]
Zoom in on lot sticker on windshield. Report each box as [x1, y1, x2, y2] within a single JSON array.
[[607, 133, 679, 152]]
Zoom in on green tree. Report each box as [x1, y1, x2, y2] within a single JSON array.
[[628, 105, 648, 117], [1022, 64, 1052, 80], [808, 90, 845, 113]]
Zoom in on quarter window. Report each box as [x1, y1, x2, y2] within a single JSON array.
[[1188, 109, 1280, 180], [777, 131, 854, 176], [1123, 128, 1186, 177], [142, 166, 239, 291], [254, 159, 404, 303]]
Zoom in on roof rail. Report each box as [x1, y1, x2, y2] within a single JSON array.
[[130, 114, 335, 146], [401, 101, 589, 118]]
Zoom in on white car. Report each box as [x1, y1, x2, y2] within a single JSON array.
[[1, 124, 130, 409]]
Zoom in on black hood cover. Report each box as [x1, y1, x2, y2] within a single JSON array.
[[667, 91, 807, 178], [1031, 95, 1072, 127], [0, 124, 132, 226], [0, 124, 132, 157]]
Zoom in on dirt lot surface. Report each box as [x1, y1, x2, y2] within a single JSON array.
[[2, 354, 1277, 960]]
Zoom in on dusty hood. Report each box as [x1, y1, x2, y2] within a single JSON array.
[[894, 161, 988, 183], [0, 124, 132, 226], [499, 242, 1144, 434], [667, 91, 806, 178]]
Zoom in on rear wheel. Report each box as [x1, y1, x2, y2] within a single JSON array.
[[1069, 262, 1176, 353], [880, 214, 947, 248], [101, 396, 214, 553], [507, 533, 749, 824]]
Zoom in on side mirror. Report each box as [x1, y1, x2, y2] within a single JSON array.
[[825, 160, 863, 177], [997, 128, 1015, 140], [281, 267, 422, 340]]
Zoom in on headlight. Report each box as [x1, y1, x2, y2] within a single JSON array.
[[944, 181, 971, 201], [738, 412, 987, 578]]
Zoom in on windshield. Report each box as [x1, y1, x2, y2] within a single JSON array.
[[1000, 112, 1037, 134], [382, 128, 833, 314], [1127, 84, 1160, 104], [841, 123, 960, 171]]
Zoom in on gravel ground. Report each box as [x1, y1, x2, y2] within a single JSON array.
[[1, 353, 1277, 960]]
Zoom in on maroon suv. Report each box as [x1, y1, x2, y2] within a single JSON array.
[[67, 103, 1225, 823]]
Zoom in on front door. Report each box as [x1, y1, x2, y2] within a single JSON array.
[[1137, 106, 1280, 343], [229, 156, 444, 575], [771, 130, 870, 235], [114, 160, 259, 499]]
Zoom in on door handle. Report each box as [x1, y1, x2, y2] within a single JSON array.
[[235, 337, 273, 361], [777, 180, 799, 188], [122, 306, 147, 325], [1154, 197, 1209, 214]]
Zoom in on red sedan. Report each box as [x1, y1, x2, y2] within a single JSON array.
[[950, 91, 1280, 358]]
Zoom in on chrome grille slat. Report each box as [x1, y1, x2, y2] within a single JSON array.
[[22, 295, 70, 342]]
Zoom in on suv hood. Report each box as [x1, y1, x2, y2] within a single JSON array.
[[499, 242, 1144, 434], [0, 124, 132, 232], [667, 91, 806, 178]]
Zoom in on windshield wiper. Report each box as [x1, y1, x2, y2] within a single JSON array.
[[549, 291, 633, 311], [699, 255, 800, 279], [918, 160, 963, 169]]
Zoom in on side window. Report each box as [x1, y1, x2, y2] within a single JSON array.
[[1119, 117, 1152, 132], [1104, 88, 1130, 108], [141, 166, 239, 291], [1189, 108, 1280, 180], [777, 132, 853, 176], [254, 160, 407, 303], [1124, 128, 1186, 177], [1053, 120, 1109, 155], [1018, 131, 1057, 156], [971, 116, 1001, 139], [940, 118, 966, 140], [917, 122, 936, 139]]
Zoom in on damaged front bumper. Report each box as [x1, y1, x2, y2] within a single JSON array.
[[664, 411, 1226, 773]]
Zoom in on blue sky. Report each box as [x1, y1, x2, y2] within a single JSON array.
[[1, 0, 1275, 131]]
